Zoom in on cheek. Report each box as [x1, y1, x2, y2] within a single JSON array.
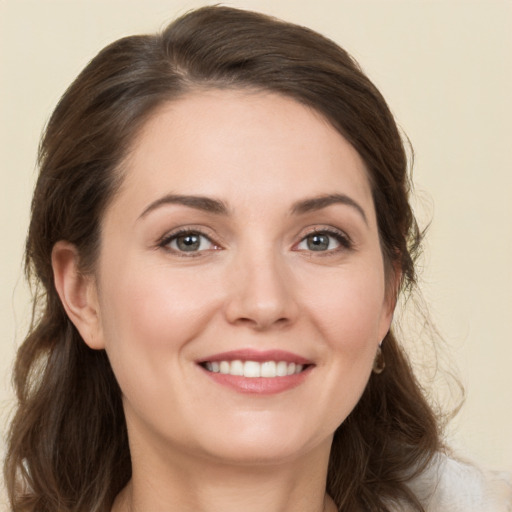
[[294, 263, 388, 414], [96, 261, 223, 376], [303, 265, 388, 350], [314, 289, 385, 429], [95, 262, 227, 437]]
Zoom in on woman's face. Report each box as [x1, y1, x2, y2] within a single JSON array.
[[88, 90, 394, 465]]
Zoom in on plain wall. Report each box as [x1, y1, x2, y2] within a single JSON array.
[[1, 0, 511, 506]]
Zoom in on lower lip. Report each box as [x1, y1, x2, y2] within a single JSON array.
[[200, 366, 312, 394]]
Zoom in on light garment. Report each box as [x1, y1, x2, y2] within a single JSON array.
[[405, 453, 512, 511]]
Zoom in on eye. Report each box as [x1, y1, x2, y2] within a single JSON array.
[[296, 230, 351, 252], [161, 230, 218, 254]]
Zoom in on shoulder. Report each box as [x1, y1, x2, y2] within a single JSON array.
[[405, 452, 512, 512]]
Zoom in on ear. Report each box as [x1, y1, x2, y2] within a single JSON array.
[[387, 263, 402, 314], [52, 241, 105, 350], [379, 263, 402, 340]]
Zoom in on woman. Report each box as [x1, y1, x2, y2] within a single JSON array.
[[4, 6, 510, 512]]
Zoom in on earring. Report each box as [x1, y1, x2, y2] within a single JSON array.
[[372, 344, 385, 374]]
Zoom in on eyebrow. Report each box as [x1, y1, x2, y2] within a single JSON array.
[[138, 194, 229, 219], [291, 193, 368, 224], [138, 192, 367, 224]]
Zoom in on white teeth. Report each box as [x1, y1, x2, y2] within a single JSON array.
[[231, 360, 244, 376], [204, 360, 306, 378], [243, 361, 261, 378], [276, 361, 288, 377], [261, 361, 276, 377]]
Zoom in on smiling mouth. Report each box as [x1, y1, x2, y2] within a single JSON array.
[[201, 360, 307, 378]]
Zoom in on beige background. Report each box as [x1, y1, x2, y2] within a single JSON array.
[[1, 0, 511, 504]]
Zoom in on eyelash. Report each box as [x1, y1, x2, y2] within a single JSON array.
[[157, 226, 353, 256], [158, 228, 220, 257], [295, 227, 353, 254]]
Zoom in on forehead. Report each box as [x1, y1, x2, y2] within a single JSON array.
[[116, 89, 374, 218]]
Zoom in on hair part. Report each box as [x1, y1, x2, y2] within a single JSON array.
[[5, 6, 440, 511]]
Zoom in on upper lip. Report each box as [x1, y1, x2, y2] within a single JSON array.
[[197, 349, 313, 365]]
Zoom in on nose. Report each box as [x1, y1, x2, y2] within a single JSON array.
[[224, 250, 299, 331]]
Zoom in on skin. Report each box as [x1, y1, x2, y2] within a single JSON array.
[[53, 89, 395, 512]]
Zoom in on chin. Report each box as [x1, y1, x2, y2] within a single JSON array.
[[201, 439, 322, 467], [189, 417, 335, 467]]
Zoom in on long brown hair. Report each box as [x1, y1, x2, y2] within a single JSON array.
[[5, 6, 441, 511]]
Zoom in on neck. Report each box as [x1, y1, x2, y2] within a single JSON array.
[[112, 436, 337, 512]]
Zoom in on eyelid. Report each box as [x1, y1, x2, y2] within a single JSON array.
[[157, 226, 223, 255], [293, 226, 353, 252], [155, 224, 352, 256]]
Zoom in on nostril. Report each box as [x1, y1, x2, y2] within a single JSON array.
[[227, 312, 295, 331]]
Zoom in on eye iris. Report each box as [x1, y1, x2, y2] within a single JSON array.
[[177, 233, 201, 251], [307, 234, 329, 251]]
